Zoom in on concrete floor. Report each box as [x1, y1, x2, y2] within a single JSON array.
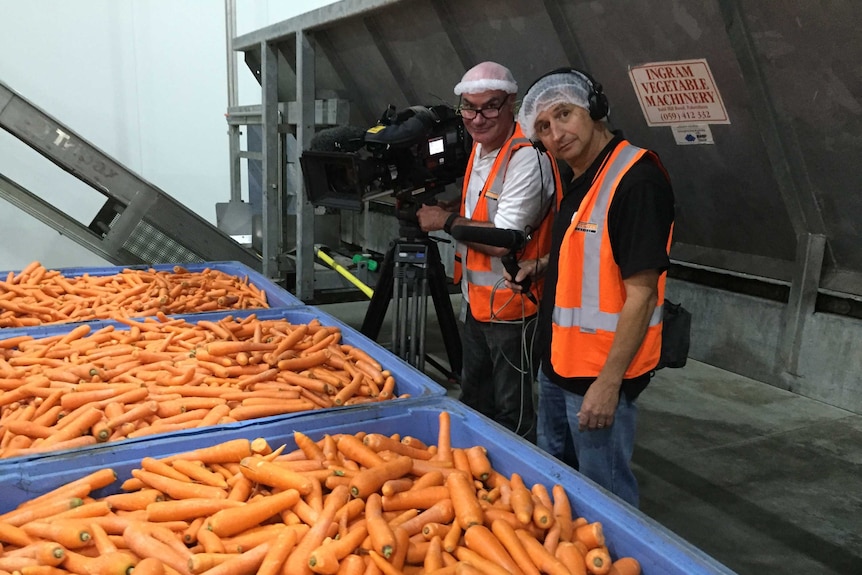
[[317, 296, 862, 575]]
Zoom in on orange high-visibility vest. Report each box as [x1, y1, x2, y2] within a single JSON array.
[[550, 140, 671, 378], [454, 124, 558, 322]]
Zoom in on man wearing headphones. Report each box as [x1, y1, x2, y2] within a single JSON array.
[[508, 69, 675, 506], [417, 61, 558, 440]]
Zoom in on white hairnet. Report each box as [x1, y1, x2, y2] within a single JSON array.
[[454, 61, 518, 96], [517, 71, 595, 140]]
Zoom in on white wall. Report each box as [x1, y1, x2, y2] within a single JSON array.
[[0, 0, 337, 272]]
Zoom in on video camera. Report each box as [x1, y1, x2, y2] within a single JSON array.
[[299, 104, 470, 214]]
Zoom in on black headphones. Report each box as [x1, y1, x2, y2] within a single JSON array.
[[524, 67, 610, 152]]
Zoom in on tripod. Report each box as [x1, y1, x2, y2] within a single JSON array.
[[360, 223, 462, 381]]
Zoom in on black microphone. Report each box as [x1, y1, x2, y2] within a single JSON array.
[[450, 225, 536, 302], [309, 125, 366, 152], [449, 225, 525, 250]]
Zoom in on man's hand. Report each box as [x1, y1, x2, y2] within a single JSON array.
[[416, 205, 453, 233], [577, 373, 621, 431], [503, 256, 548, 292]]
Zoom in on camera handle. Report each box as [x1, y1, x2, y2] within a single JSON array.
[[502, 252, 537, 306]]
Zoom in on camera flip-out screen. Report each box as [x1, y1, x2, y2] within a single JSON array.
[[428, 136, 445, 156], [299, 151, 366, 211]]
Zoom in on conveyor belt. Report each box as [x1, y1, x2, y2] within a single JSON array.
[[0, 80, 261, 269]]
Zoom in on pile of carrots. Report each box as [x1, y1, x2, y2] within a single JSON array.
[[0, 261, 272, 329], [0, 314, 403, 459], [0, 411, 643, 575]]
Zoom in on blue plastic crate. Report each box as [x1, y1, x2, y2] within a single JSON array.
[[0, 261, 303, 337], [0, 306, 447, 466], [0, 397, 735, 575]]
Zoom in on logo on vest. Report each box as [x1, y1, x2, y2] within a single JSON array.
[[574, 222, 598, 234]]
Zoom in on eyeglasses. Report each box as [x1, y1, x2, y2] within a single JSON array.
[[457, 95, 511, 120]]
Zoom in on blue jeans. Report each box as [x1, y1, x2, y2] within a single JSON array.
[[460, 308, 536, 440], [537, 369, 640, 507]]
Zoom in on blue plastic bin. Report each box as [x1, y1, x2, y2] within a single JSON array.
[[0, 397, 735, 574], [0, 306, 446, 466], [0, 261, 303, 337]]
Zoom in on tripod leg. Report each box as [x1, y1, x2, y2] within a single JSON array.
[[426, 242, 463, 379], [360, 241, 395, 340]]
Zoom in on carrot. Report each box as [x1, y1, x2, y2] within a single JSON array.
[[515, 529, 571, 575], [362, 434, 432, 461], [463, 446, 491, 482], [50, 500, 112, 520], [332, 373, 363, 406], [0, 521, 33, 547], [0, 497, 84, 527], [196, 527, 226, 555], [395, 499, 455, 539], [367, 551, 406, 575], [532, 498, 554, 530], [277, 349, 330, 372], [132, 469, 227, 501], [89, 521, 118, 555], [239, 457, 314, 495], [123, 524, 190, 575], [551, 484, 573, 542], [205, 341, 276, 356], [308, 523, 368, 575], [294, 431, 327, 462], [283, 484, 350, 575], [142, 457, 194, 483], [195, 541, 270, 575], [584, 547, 612, 575], [5, 541, 65, 567], [463, 524, 524, 574], [349, 455, 413, 500], [509, 474, 533, 526], [452, 547, 513, 575], [171, 460, 229, 489], [381, 478, 413, 498], [424, 535, 444, 573], [574, 522, 605, 550], [382, 485, 451, 511], [257, 527, 298, 575], [146, 499, 243, 522], [28, 469, 117, 510], [411, 470, 445, 491], [337, 435, 385, 469], [362, 493, 395, 561], [208, 487, 300, 537], [68, 550, 138, 575], [21, 521, 91, 549], [446, 471, 484, 530], [187, 553, 239, 575], [132, 557, 167, 575], [543, 521, 562, 557], [608, 557, 641, 575], [0, 557, 39, 572], [554, 542, 587, 575], [433, 412, 452, 463], [335, 554, 366, 575], [452, 448, 471, 475], [490, 519, 540, 575], [163, 439, 252, 464]]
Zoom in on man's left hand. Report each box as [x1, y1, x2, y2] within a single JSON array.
[[577, 374, 621, 431], [416, 205, 452, 233]]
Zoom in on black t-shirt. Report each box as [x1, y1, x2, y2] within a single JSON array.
[[538, 136, 675, 399]]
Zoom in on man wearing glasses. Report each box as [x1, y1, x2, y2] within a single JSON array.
[[417, 61, 559, 440]]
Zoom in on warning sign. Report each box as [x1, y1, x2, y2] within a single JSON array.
[[629, 59, 730, 126]]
